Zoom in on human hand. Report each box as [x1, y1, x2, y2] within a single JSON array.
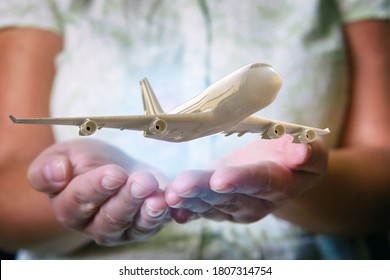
[[165, 135, 328, 223], [28, 139, 170, 246]]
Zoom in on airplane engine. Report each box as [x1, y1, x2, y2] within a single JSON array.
[[293, 129, 317, 143], [79, 119, 98, 136], [149, 118, 168, 135], [263, 124, 285, 139]]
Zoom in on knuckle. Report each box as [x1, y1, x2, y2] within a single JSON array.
[[53, 202, 88, 230], [201, 208, 232, 222], [94, 235, 115, 246], [128, 225, 158, 241], [214, 196, 240, 212], [93, 232, 127, 246], [100, 208, 132, 230], [74, 191, 99, 216], [55, 211, 86, 230]]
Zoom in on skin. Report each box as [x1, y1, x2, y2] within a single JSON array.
[[0, 20, 388, 255], [165, 136, 327, 224], [0, 29, 169, 254], [0, 28, 72, 253], [166, 20, 390, 235], [28, 140, 170, 246], [273, 20, 389, 235]]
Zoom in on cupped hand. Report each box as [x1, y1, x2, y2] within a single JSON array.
[[28, 139, 170, 246], [165, 135, 328, 223]]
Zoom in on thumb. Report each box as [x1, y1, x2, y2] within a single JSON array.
[[283, 138, 328, 175], [28, 154, 72, 196]]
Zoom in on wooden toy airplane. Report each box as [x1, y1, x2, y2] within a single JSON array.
[[10, 63, 329, 143]]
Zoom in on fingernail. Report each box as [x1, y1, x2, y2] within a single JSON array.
[[43, 157, 66, 183], [130, 182, 148, 199], [146, 206, 166, 218], [180, 187, 201, 198], [101, 176, 126, 190], [170, 200, 185, 208], [212, 184, 236, 193]]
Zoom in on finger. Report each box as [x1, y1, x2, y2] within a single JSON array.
[[210, 194, 275, 223], [170, 189, 251, 223], [170, 205, 232, 223], [199, 208, 233, 222], [87, 171, 162, 241], [28, 154, 73, 195], [169, 193, 238, 223], [164, 170, 213, 207], [170, 209, 197, 224], [171, 170, 214, 197], [209, 163, 297, 202], [283, 139, 328, 193], [126, 193, 170, 242], [284, 139, 328, 174], [165, 170, 218, 214], [52, 164, 128, 229], [165, 170, 233, 223], [171, 197, 214, 213]]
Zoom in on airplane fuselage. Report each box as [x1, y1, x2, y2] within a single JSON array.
[[143, 63, 282, 142]]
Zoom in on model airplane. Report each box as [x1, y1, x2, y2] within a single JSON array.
[[10, 63, 329, 143]]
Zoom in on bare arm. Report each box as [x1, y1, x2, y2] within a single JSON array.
[[274, 20, 390, 235], [165, 20, 389, 237], [0, 28, 89, 253]]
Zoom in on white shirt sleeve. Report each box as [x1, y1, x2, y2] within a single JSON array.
[[0, 0, 71, 34], [337, 0, 390, 23]]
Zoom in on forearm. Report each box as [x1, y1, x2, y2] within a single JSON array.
[[0, 28, 91, 254], [0, 161, 91, 254], [275, 146, 390, 236], [275, 20, 390, 236]]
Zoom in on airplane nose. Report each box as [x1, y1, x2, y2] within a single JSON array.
[[246, 64, 282, 109]]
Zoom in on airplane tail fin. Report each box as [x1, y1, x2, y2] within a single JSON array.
[[140, 78, 165, 115]]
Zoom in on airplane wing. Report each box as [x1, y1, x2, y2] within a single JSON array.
[[9, 113, 329, 143], [222, 115, 330, 143], [9, 115, 152, 135], [9, 113, 211, 139]]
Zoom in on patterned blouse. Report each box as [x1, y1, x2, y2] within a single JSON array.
[[1, 0, 388, 259]]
